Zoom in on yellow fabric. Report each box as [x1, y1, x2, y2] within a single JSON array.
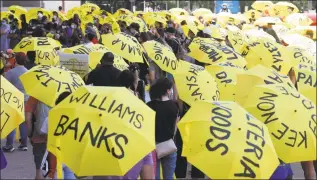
[[173, 61, 219, 105], [8, 5, 27, 17], [238, 84, 316, 163], [192, 8, 212, 17], [294, 63, 316, 105], [13, 37, 61, 66], [169, 8, 189, 16], [26, 8, 52, 23], [242, 39, 295, 75], [89, 51, 128, 72], [99, 15, 121, 34], [286, 13, 313, 26], [143, 13, 167, 27], [143, 41, 179, 74], [101, 33, 145, 63], [227, 29, 248, 54], [178, 100, 279, 179], [47, 86, 155, 176], [287, 46, 316, 66], [19, 65, 85, 107], [117, 14, 148, 32], [273, 2, 299, 17], [206, 62, 245, 101], [188, 38, 247, 67], [0, 76, 25, 138], [251, 1, 274, 11]]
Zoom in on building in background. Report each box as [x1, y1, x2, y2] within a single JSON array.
[[1, 0, 81, 11]]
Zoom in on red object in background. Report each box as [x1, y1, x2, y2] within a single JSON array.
[[306, 13, 316, 26]]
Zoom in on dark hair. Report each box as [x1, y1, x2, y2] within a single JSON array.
[[197, 30, 205, 38], [32, 27, 45, 37], [59, 35, 67, 45], [181, 20, 187, 26], [15, 52, 27, 65], [139, 32, 151, 43], [8, 14, 14, 20], [149, 78, 173, 100], [20, 14, 26, 22], [130, 23, 140, 32], [101, 52, 114, 65], [117, 70, 136, 89], [55, 91, 71, 105], [86, 33, 96, 41], [27, 51, 36, 63], [128, 63, 140, 72], [59, 6, 63, 11]]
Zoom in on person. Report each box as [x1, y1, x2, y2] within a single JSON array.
[[129, 63, 146, 102], [26, 51, 37, 70], [165, 27, 186, 60], [249, 12, 256, 24], [85, 25, 98, 44], [19, 14, 28, 37], [2, 49, 16, 72], [8, 22, 21, 49], [94, 71, 154, 180], [58, 6, 65, 15], [59, 21, 72, 47], [32, 26, 46, 37], [1, 18, 10, 52], [85, 52, 121, 86], [69, 14, 81, 27], [25, 94, 51, 179], [2, 52, 29, 152], [70, 22, 83, 46], [262, 23, 281, 43], [219, 3, 231, 13], [147, 78, 179, 179], [43, 92, 76, 179], [52, 11, 61, 26]]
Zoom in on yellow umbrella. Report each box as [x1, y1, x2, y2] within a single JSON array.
[[286, 13, 313, 26], [251, 1, 274, 11], [80, 3, 100, 13], [227, 29, 248, 54], [201, 14, 215, 23], [101, 33, 146, 63], [242, 39, 294, 75], [26, 8, 52, 23], [13, 37, 61, 65], [63, 44, 107, 54], [294, 63, 316, 105], [273, 2, 299, 17], [178, 100, 279, 179], [19, 65, 85, 107], [143, 40, 179, 74], [157, 10, 176, 21], [143, 13, 167, 27], [1, 11, 16, 20], [235, 65, 295, 105], [206, 62, 245, 101], [117, 14, 148, 32], [113, 8, 133, 18], [182, 24, 199, 38], [0, 76, 25, 138], [66, 7, 81, 19], [174, 15, 204, 30], [243, 29, 276, 42], [254, 16, 283, 26], [51, 11, 68, 22], [192, 8, 212, 17], [169, 8, 189, 16], [188, 38, 247, 67], [280, 33, 315, 50], [8, 5, 27, 17], [287, 46, 316, 66], [288, 26, 316, 40], [89, 51, 129, 72], [174, 61, 219, 105], [99, 15, 121, 34], [244, 10, 262, 20], [238, 84, 317, 163], [47, 86, 155, 176]]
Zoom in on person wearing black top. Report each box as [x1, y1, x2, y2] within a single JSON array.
[[147, 78, 179, 179], [85, 52, 121, 86]]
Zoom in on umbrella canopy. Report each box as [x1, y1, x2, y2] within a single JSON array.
[[0, 76, 25, 138], [117, 14, 148, 32], [242, 39, 294, 75], [174, 61, 219, 106], [47, 86, 155, 176], [89, 51, 128, 72], [169, 8, 189, 16], [227, 29, 248, 54], [13, 37, 61, 65], [178, 100, 279, 179], [188, 38, 247, 67], [273, 2, 299, 17], [254, 17, 283, 26], [8, 5, 27, 17], [288, 26, 316, 40], [206, 62, 245, 101], [19, 65, 85, 107], [143, 41, 179, 74], [286, 46, 316, 66], [26, 8, 52, 23], [251, 1, 274, 11], [280, 33, 316, 52], [143, 13, 167, 27], [192, 8, 212, 17], [101, 33, 146, 63], [294, 63, 316, 105], [238, 84, 316, 163], [286, 13, 313, 26]]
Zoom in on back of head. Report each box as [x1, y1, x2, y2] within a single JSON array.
[[26, 51, 36, 63], [130, 23, 140, 32], [101, 52, 114, 65], [117, 70, 136, 89], [15, 52, 27, 66], [32, 26, 45, 37], [59, 6, 63, 11], [149, 78, 173, 100]]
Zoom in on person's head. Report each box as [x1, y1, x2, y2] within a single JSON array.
[[27, 51, 36, 63], [100, 52, 114, 66], [70, 22, 77, 29], [222, 3, 228, 9], [288, 7, 294, 13], [85, 26, 97, 41], [42, 16, 48, 24], [251, 12, 255, 18], [180, 20, 187, 26], [55, 91, 71, 106], [8, 15, 14, 22], [6, 49, 14, 59], [38, 11, 43, 19], [101, 23, 112, 34], [58, 6, 63, 11], [165, 27, 176, 39], [118, 70, 137, 90], [94, 18, 99, 25], [130, 23, 140, 34], [73, 13, 79, 20], [32, 26, 45, 37], [15, 52, 27, 66], [155, 21, 163, 29], [1, 18, 8, 25], [128, 63, 140, 79], [138, 32, 151, 43], [188, 30, 195, 39], [149, 78, 173, 100]]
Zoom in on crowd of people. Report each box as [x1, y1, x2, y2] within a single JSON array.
[[0, 2, 316, 180]]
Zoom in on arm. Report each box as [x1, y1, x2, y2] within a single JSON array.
[[301, 161, 315, 179], [140, 164, 154, 179]]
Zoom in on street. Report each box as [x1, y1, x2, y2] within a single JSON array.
[[1, 141, 306, 179]]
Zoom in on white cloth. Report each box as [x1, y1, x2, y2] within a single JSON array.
[[40, 117, 48, 134]]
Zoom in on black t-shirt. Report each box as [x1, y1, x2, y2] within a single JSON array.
[[147, 100, 179, 143], [85, 65, 121, 86]]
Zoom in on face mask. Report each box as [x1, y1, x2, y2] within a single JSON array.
[[71, 24, 76, 28], [94, 20, 97, 24], [1, 21, 6, 25], [62, 26, 66, 29], [38, 13, 43, 18], [53, 15, 57, 19], [168, 23, 173, 28], [102, 15, 106, 18]]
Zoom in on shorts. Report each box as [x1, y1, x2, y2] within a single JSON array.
[[32, 143, 47, 169]]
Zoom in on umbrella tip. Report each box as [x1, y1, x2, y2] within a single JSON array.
[[238, 128, 241, 131], [99, 113, 102, 117]]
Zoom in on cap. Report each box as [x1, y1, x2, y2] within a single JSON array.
[[166, 27, 176, 34]]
